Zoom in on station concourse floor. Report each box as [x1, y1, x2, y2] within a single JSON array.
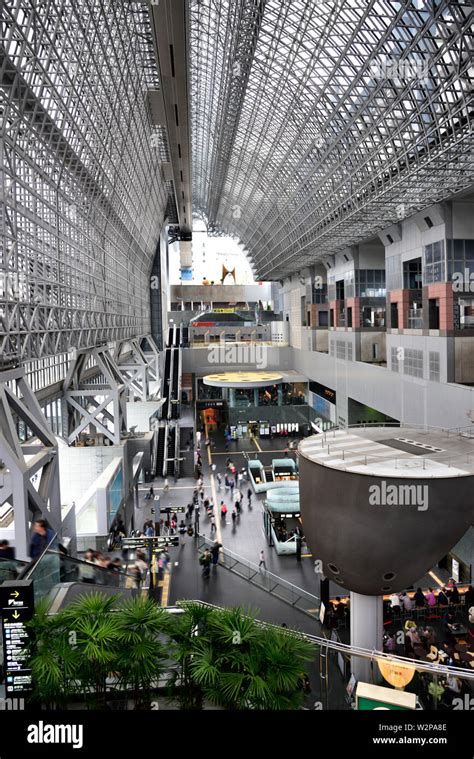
[[140, 429, 325, 619]]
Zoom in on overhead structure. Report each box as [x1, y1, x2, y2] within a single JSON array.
[[0, 367, 62, 559], [189, 0, 474, 279], [0, 0, 181, 362]]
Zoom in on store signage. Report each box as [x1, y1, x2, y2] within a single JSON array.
[[213, 308, 235, 313], [356, 681, 416, 710], [197, 400, 225, 408], [122, 536, 179, 549], [0, 580, 34, 695], [377, 658, 416, 689]]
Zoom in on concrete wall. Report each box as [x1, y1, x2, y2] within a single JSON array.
[[57, 442, 125, 507], [291, 345, 474, 429], [182, 345, 294, 375], [126, 400, 163, 432], [170, 283, 272, 303]]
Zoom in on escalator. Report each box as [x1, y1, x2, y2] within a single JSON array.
[[161, 347, 172, 419], [166, 426, 176, 476], [9, 545, 146, 611], [175, 327, 181, 347], [171, 347, 180, 419], [156, 425, 166, 477], [166, 327, 173, 348]]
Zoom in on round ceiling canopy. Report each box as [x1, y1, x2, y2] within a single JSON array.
[[203, 371, 283, 388]]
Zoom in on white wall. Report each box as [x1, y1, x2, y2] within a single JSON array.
[[126, 400, 163, 432], [57, 441, 125, 506]]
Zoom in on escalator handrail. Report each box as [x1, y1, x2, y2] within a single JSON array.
[[20, 549, 143, 583]]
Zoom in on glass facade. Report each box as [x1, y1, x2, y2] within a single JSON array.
[[423, 241, 445, 284], [355, 270, 386, 298]]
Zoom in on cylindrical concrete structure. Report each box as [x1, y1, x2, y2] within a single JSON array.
[[350, 593, 384, 682]]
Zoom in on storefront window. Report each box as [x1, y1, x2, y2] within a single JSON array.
[[197, 380, 222, 400], [282, 382, 307, 405], [234, 388, 254, 407], [258, 385, 278, 406]]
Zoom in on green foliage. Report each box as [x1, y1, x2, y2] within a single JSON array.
[[180, 605, 314, 710], [27, 596, 315, 711], [27, 593, 169, 710]]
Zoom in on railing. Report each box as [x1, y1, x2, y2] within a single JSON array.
[[302, 424, 474, 471], [0, 555, 29, 583], [196, 535, 321, 620], [19, 547, 144, 604], [171, 600, 474, 684]]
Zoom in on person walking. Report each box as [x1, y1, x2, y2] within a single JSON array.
[[200, 548, 211, 578], [163, 478, 169, 493], [247, 488, 252, 506], [211, 462, 217, 474], [220, 501, 228, 520], [235, 497, 241, 515], [231, 509, 237, 527], [178, 520, 187, 546], [216, 472, 222, 491], [210, 542, 222, 567], [210, 514, 216, 534], [259, 549, 266, 569], [229, 478, 235, 498]]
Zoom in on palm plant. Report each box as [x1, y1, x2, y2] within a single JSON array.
[[187, 605, 315, 710], [166, 601, 214, 709], [27, 599, 81, 709], [114, 597, 171, 709], [61, 593, 121, 709]]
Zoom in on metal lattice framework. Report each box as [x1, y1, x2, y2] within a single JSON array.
[[1, 0, 170, 361], [189, 0, 474, 279]]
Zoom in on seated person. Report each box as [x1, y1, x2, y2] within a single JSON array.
[[390, 592, 401, 609], [448, 585, 461, 605], [413, 587, 427, 607], [443, 611, 457, 646], [383, 633, 397, 653], [437, 588, 450, 606], [334, 597, 346, 618]]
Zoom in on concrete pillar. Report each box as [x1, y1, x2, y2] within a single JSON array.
[[229, 388, 235, 408], [350, 592, 384, 683], [12, 475, 30, 561], [254, 387, 259, 406], [277, 385, 283, 406]]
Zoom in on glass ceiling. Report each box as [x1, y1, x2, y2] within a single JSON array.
[[189, 0, 474, 279]]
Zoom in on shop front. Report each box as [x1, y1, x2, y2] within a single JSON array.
[[196, 399, 228, 431]]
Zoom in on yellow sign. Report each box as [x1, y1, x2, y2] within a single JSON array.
[[377, 658, 416, 689], [213, 308, 235, 313]]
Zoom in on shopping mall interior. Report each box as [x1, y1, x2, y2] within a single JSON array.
[[0, 0, 473, 739]]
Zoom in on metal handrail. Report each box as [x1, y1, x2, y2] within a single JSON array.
[[172, 600, 474, 681], [301, 427, 474, 471], [196, 534, 320, 611]]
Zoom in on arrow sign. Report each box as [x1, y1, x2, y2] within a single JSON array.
[[10, 591, 20, 598], [12, 611, 20, 619]]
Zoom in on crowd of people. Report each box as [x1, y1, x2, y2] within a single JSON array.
[[388, 581, 474, 615]]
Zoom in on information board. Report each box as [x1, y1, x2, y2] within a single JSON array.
[[0, 580, 34, 695]]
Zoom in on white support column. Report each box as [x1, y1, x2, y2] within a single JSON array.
[[350, 592, 384, 683]]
